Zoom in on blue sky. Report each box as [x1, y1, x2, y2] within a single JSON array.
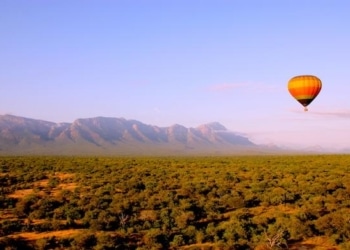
[[1, 0, 350, 150]]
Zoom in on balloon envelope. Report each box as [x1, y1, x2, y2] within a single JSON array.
[[288, 75, 322, 111]]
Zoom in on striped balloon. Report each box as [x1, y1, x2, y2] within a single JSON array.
[[288, 75, 322, 111]]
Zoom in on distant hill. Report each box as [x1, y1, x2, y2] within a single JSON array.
[[0, 115, 279, 155]]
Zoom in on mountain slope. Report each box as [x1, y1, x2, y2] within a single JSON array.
[[0, 115, 261, 155]]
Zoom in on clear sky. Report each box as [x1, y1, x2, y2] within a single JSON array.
[[1, 0, 350, 150]]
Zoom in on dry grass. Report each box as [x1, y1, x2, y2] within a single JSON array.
[[0, 209, 17, 220], [6, 229, 85, 241], [289, 236, 339, 250], [50, 183, 78, 197], [7, 189, 35, 199], [3, 172, 78, 222], [34, 179, 49, 187], [7, 172, 77, 199], [54, 173, 75, 179], [250, 204, 298, 216], [181, 243, 216, 249]]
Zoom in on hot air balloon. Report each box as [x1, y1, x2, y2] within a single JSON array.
[[287, 75, 322, 111]]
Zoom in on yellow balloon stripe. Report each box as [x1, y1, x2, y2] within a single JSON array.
[[292, 95, 316, 100], [289, 86, 321, 97]]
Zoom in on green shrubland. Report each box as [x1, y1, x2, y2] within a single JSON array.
[[0, 155, 349, 249]]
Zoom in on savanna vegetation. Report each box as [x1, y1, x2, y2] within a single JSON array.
[[0, 155, 350, 249]]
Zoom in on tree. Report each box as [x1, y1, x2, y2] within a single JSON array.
[[264, 229, 288, 249], [171, 234, 185, 248], [142, 228, 168, 249], [71, 233, 97, 250]]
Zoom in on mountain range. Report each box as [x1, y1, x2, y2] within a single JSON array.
[[0, 114, 281, 155]]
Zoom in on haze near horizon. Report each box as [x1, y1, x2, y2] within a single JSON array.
[[1, 0, 350, 150]]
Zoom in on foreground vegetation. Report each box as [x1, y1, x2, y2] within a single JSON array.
[[0, 155, 350, 249]]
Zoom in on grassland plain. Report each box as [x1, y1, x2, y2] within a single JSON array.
[[0, 155, 349, 249]]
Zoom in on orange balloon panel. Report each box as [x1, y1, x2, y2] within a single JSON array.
[[288, 75, 322, 108]]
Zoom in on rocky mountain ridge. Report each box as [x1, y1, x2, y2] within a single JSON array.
[[0, 115, 265, 155]]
